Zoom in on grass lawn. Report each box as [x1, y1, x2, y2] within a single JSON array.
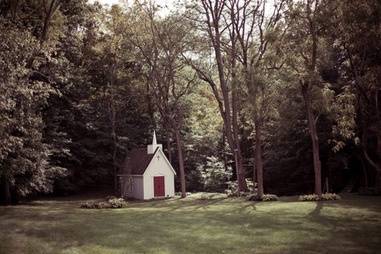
[[0, 193, 380, 254]]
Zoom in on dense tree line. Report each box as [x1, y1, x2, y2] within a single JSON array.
[[0, 0, 380, 204]]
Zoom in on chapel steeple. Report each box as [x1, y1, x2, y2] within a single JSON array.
[[147, 130, 162, 154]]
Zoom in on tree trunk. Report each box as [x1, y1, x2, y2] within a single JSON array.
[[376, 131, 381, 189], [232, 80, 247, 192], [252, 163, 257, 183], [230, 8, 247, 193], [111, 106, 118, 195], [175, 129, 186, 198], [362, 129, 381, 189], [40, 0, 59, 42], [109, 65, 118, 195], [202, 2, 247, 192], [325, 177, 329, 193], [40, 0, 55, 42], [255, 119, 264, 197], [237, 152, 246, 191], [302, 85, 322, 196], [146, 82, 155, 122], [363, 147, 381, 187], [41, 11, 50, 42], [222, 127, 229, 173], [5, 0, 19, 20], [360, 156, 369, 188], [1, 174, 11, 205], [112, 136, 118, 194], [166, 134, 172, 164], [223, 124, 247, 192]]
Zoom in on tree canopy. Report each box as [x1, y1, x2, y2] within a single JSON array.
[[1, 0, 380, 204]]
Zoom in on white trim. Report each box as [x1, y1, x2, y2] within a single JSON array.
[[144, 148, 177, 176], [157, 149, 177, 175]]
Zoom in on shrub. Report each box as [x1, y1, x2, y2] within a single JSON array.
[[95, 201, 112, 209], [299, 193, 341, 201], [108, 198, 128, 208], [199, 194, 212, 200], [225, 179, 256, 196], [322, 193, 341, 200], [175, 192, 192, 196], [80, 201, 96, 209], [226, 191, 251, 197], [198, 156, 233, 192], [80, 197, 128, 209], [247, 194, 279, 202]]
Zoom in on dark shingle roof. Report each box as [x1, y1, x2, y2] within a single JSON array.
[[123, 148, 157, 175]]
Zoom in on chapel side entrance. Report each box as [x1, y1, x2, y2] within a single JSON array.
[[154, 176, 165, 197]]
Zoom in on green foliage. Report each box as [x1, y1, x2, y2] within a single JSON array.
[[199, 193, 214, 201], [299, 193, 341, 201], [1, 0, 380, 201], [326, 0, 381, 188], [197, 156, 232, 192], [247, 194, 279, 202], [185, 84, 223, 192], [187, 85, 223, 150], [225, 179, 255, 197], [108, 198, 128, 208], [80, 197, 127, 209], [0, 18, 66, 199], [329, 86, 357, 152]]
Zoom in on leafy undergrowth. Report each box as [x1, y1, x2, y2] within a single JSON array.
[[247, 194, 279, 202], [192, 192, 228, 200], [299, 193, 341, 201], [0, 193, 380, 254], [80, 196, 127, 209], [224, 191, 279, 202]]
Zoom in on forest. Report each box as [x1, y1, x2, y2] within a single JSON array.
[[0, 0, 380, 204]]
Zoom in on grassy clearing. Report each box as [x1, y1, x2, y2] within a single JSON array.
[[0, 193, 380, 254]]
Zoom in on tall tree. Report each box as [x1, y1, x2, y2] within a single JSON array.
[[186, 0, 248, 192], [227, 0, 286, 197], [285, 0, 326, 196], [127, 2, 195, 197], [327, 0, 381, 189], [0, 18, 66, 204]]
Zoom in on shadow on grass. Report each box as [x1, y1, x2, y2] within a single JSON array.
[[1, 194, 380, 254], [308, 201, 323, 217]]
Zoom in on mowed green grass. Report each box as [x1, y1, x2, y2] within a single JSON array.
[[0, 193, 380, 254]]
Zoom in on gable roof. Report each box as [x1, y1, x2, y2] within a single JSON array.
[[145, 148, 177, 176], [122, 147, 176, 175], [123, 148, 158, 175]]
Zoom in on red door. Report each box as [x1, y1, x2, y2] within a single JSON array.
[[154, 176, 165, 197]]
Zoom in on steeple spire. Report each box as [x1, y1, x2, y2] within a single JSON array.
[[147, 130, 162, 154], [152, 130, 157, 145]]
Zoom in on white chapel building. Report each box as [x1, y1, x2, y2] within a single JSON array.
[[119, 131, 176, 200]]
